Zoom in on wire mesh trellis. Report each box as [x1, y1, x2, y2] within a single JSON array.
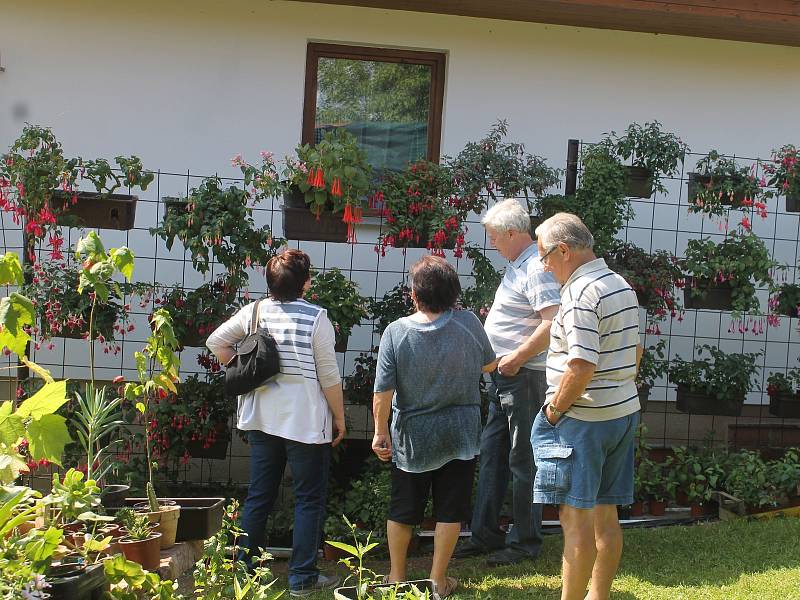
[[2, 141, 799, 489]]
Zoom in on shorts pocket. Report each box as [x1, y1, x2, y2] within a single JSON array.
[[533, 445, 573, 496]]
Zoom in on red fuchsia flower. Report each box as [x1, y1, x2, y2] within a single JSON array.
[[112, 375, 125, 384], [741, 216, 751, 230]]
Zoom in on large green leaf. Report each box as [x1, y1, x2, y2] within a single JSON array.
[[0, 293, 35, 356], [16, 380, 68, 419], [110, 247, 135, 281], [0, 454, 29, 486], [0, 401, 25, 447], [25, 526, 63, 563], [0, 252, 23, 286], [75, 231, 106, 260], [26, 413, 71, 465]]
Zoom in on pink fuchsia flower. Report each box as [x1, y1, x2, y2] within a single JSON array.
[[230, 154, 245, 167]]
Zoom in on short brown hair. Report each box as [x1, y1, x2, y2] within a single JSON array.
[[409, 255, 461, 313], [266, 249, 311, 301]]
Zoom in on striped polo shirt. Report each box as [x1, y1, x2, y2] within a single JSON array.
[[484, 243, 561, 370], [206, 298, 341, 444], [546, 258, 640, 421]]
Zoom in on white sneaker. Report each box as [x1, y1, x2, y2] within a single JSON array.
[[289, 573, 341, 597]]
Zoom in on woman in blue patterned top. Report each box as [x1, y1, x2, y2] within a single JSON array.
[[373, 255, 497, 598]]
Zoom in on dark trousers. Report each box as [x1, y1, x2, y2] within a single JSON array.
[[469, 368, 546, 557]]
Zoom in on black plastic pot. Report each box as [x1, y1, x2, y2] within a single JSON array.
[[47, 561, 107, 600], [50, 190, 137, 230], [787, 194, 800, 213], [334, 334, 349, 353], [282, 186, 347, 243], [624, 166, 654, 199], [769, 392, 800, 418], [683, 278, 733, 311], [100, 484, 130, 509], [186, 435, 230, 460], [675, 384, 744, 417], [637, 384, 650, 413]]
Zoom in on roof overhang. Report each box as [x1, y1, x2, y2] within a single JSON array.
[[291, 0, 800, 48]]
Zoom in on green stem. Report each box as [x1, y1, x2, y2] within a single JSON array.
[[88, 296, 96, 384]]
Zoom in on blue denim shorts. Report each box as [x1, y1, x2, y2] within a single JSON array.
[[531, 405, 639, 509]]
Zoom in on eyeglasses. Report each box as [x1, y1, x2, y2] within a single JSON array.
[[539, 245, 559, 264]]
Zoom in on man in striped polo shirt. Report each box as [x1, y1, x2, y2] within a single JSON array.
[[456, 198, 561, 566], [532, 213, 641, 600]]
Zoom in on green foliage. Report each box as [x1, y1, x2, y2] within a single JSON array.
[[377, 160, 463, 254], [722, 450, 779, 509], [0, 378, 71, 483], [459, 244, 503, 321], [0, 252, 23, 286], [770, 281, 800, 317], [688, 150, 761, 217], [668, 345, 760, 406], [71, 384, 124, 484], [636, 339, 668, 390], [308, 268, 369, 344], [104, 553, 183, 599], [763, 144, 800, 199], [681, 229, 777, 318], [607, 121, 688, 194], [766, 369, 800, 396], [449, 119, 561, 212], [285, 128, 373, 214], [572, 143, 630, 256], [193, 499, 282, 599], [152, 176, 284, 285], [343, 459, 390, 538], [48, 467, 101, 524], [124, 510, 156, 541], [766, 448, 800, 498], [370, 283, 413, 335], [531, 194, 574, 222], [160, 278, 240, 346], [670, 446, 724, 504], [0, 291, 34, 356], [344, 351, 378, 407]]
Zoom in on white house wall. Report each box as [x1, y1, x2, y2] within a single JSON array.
[[2, 0, 800, 452]]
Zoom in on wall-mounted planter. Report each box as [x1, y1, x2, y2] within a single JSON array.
[[51, 190, 137, 230], [624, 166, 654, 199], [687, 173, 745, 206], [186, 429, 230, 460], [683, 278, 733, 311], [769, 392, 800, 419], [676, 384, 744, 417], [282, 186, 347, 243], [637, 384, 650, 413], [786, 194, 800, 213]]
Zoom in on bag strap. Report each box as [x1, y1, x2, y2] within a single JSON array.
[[249, 299, 263, 335]]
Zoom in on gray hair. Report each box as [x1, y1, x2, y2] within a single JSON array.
[[481, 198, 531, 233], [535, 212, 595, 250]]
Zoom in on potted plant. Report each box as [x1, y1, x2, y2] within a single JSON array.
[[720, 450, 779, 513], [766, 370, 800, 419], [670, 447, 723, 517], [763, 144, 800, 212], [343, 351, 378, 407], [0, 125, 153, 243], [635, 340, 667, 412], [605, 241, 682, 326], [769, 282, 800, 319], [607, 121, 689, 198], [668, 345, 760, 417], [158, 277, 240, 348], [151, 175, 284, 287], [687, 150, 764, 219], [376, 159, 465, 256], [572, 142, 631, 256], [150, 372, 234, 464], [449, 119, 561, 213], [637, 458, 672, 516], [116, 510, 162, 571], [680, 229, 777, 319], [766, 449, 800, 505], [307, 268, 369, 352], [280, 128, 373, 243], [529, 194, 574, 233]]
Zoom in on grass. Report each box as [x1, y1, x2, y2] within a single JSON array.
[[292, 517, 800, 599]]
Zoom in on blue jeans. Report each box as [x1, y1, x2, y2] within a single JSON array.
[[240, 430, 330, 590], [469, 368, 546, 557]]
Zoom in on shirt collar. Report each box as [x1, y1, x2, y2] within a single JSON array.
[[562, 258, 608, 291], [510, 242, 536, 269]]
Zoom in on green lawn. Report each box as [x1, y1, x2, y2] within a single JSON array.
[[295, 518, 800, 599]]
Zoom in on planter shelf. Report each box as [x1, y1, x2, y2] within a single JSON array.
[[676, 384, 744, 417], [683, 278, 733, 311], [624, 166, 654, 199], [51, 190, 137, 230], [282, 186, 348, 243], [769, 392, 800, 419]]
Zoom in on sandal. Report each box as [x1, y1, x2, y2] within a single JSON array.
[[435, 576, 458, 598]]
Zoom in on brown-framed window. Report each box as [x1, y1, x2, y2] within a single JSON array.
[[302, 43, 446, 175]]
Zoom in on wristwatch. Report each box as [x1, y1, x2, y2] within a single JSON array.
[[547, 403, 564, 419]]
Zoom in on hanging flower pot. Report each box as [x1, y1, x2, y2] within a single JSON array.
[[683, 277, 733, 311], [186, 423, 230, 460], [675, 384, 744, 417], [624, 166, 654, 199], [282, 185, 348, 243], [50, 190, 137, 230], [768, 391, 800, 419]]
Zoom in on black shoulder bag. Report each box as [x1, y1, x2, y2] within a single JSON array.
[[224, 299, 281, 396]]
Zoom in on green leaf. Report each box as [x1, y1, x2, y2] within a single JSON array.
[[110, 247, 135, 281], [26, 413, 71, 465], [0, 292, 35, 356], [26, 526, 63, 563], [0, 401, 26, 447], [0, 252, 23, 286], [75, 231, 106, 260], [135, 402, 146, 414], [325, 540, 358, 556], [17, 380, 68, 419]]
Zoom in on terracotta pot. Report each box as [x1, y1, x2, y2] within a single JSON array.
[[689, 502, 716, 518], [118, 532, 162, 571], [649, 499, 667, 516], [676, 491, 690, 506], [542, 504, 559, 521], [630, 502, 645, 517], [16, 520, 37, 535], [136, 503, 180, 549]]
